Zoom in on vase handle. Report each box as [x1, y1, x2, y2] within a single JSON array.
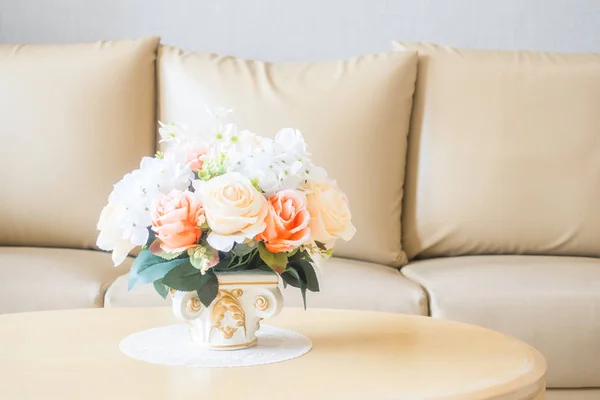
[[171, 291, 203, 321], [253, 286, 284, 319]]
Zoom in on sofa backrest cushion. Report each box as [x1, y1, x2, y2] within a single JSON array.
[[395, 42, 600, 260], [158, 46, 418, 266], [0, 37, 159, 249]]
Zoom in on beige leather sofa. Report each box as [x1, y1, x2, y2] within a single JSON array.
[[1, 38, 598, 399]]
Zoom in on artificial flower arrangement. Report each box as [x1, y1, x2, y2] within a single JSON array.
[[97, 108, 355, 308]]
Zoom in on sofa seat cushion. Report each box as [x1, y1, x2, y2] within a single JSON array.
[[0, 247, 131, 314], [158, 46, 418, 267], [401, 255, 600, 388], [547, 389, 600, 400], [105, 257, 428, 315]]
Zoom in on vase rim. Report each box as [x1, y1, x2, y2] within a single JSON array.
[[214, 269, 279, 285]]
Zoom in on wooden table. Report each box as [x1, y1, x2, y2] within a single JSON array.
[[0, 307, 545, 399]]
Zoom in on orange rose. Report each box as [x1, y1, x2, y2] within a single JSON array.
[[257, 190, 311, 253], [151, 189, 204, 253]]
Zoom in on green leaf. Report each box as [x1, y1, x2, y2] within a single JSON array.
[[128, 249, 186, 290], [281, 266, 308, 308], [153, 250, 183, 260], [281, 267, 302, 288], [258, 243, 288, 274], [153, 279, 169, 299], [286, 266, 306, 310], [281, 260, 320, 309], [231, 242, 256, 257], [294, 259, 320, 292], [289, 248, 313, 263], [300, 285, 307, 309], [211, 252, 235, 272], [161, 261, 204, 291], [144, 228, 156, 248], [301, 251, 314, 262], [283, 259, 319, 292], [197, 270, 219, 307], [315, 241, 328, 251], [162, 262, 220, 306]]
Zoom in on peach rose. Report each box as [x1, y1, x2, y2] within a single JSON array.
[[186, 143, 209, 172], [151, 189, 204, 253], [257, 190, 311, 253], [305, 180, 356, 243]]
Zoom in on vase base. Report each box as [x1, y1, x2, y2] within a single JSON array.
[[195, 338, 258, 351]]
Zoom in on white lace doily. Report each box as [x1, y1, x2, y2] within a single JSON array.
[[119, 324, 312, 368]]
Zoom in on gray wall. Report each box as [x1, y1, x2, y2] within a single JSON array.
[[1, 0, 599, 61]]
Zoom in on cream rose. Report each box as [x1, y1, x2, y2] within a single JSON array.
[[193, 172, 269, 251], [305, 180, 356, 243]]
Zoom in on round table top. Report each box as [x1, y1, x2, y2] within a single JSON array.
[[0, 307, 545, 400]]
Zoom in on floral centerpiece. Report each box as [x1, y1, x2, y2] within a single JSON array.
[[96, 108, 355, 349]]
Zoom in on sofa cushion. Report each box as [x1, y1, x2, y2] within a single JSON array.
[[0, 37, 159, 249], [157, 46, 417, 267], [0, 247, 131, 314], [547, 389, 600, 400], [394, 42, 600, 260], [105, 257, 428, 315], [401, 255, 600, 387]]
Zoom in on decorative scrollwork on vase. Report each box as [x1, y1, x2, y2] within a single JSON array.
[[254, 295, 269, 311], [187, 297, 202, 313], [210, 289, 246, 339]]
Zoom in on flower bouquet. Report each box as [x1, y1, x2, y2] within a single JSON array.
[[97, 108, 355, 349]]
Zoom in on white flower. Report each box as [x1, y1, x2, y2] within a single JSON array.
[[108, 155, 192, 215], [202, 106, 236, 145], [193, 172, 269, 252], [274, 128, 326, 183], [158, 121, 188, 146], [106, 169, 154, 247], [212, 124, 260, 155], [228, 128, 326, 196], [228, 130, 262, 154], [97, 154, 194, 266], [139, 154, 193, 196], [226, 136, 277, 195], [214, 123, 237, 143], [96, 203, 144, 266], [275, 128, 307, 159]]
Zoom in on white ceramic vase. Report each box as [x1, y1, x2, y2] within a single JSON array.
[[171, 270, 283, 350]]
